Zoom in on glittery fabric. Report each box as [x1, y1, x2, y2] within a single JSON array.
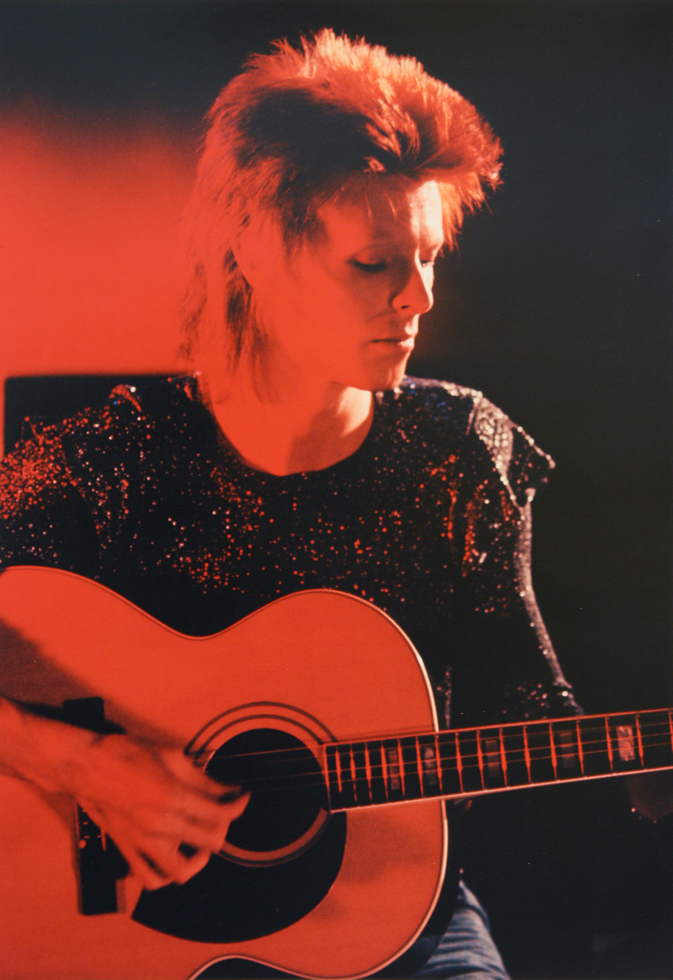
[[0, 375, 579, 726]]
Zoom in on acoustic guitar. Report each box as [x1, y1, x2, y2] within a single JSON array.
[[0, 566, 671, 980]]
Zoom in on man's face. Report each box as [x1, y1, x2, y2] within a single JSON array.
[[247, 179, 445, 395]]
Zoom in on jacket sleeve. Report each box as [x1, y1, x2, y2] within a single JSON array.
[[0, 422, 101, 578], [444, 392, 581, 726]]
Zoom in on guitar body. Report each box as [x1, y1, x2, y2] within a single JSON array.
[[0, 567, 447, 980]]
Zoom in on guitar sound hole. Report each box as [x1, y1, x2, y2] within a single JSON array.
[[206, 729, 328, 854]]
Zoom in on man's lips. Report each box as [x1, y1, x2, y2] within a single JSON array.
[[370, 335, 416, 350]]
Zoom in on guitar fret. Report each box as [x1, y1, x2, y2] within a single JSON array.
[[364, 743, 372, 792], [397, 740, 406, 797], [414, 737, 425, 795], [397, 739, 407, 799], [366, 741, 388, 804], [478, 727, 506, 789], [338, 745, 357, 806], [456, 731, 482, 792], [499, 728, 509, 785], [502, 725, 530, 787], [334, 746, 343, 795], [335, 745, 344, 798], [605, 717, 615, 771], [550, 722, 582, 779], [325, 745, 344, 810], [455, 733, 464, 793], [435, 735, 443, 792], [607, 715, 644, 774], [643, 711, 671, 768], [437, 732, 462, 795], [579, 717, 612, 776], [401, 737, 421, 800], [380, 740, 389, 798], [525, 723, 556, 783], [575, 719, 585, 775], [351, 743, 371, 805], [476, 730, 485, 787], [328, 709, 673, 813], [417, 734, 441, 795], [635, 715, 644, 767], [383, 739, 404, 801], [523, 725, 532, 782], [549, 723, 558, 779], [640, 710, 673, 770]]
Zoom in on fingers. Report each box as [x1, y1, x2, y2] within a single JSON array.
[[161, 748, 231, 799], [155, 761, 250, 844], [142, 789, 250, 854], [75, 736, 252, 890], [190, 789, 250, 852], [221, 789, 250, 826], [114, 837, 213, 891]]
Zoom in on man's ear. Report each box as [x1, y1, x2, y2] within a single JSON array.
[[231, 225, 258, 288], [231, 215, 278, 290]]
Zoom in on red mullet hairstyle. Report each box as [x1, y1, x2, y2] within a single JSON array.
[[180, 29, 502, 377]]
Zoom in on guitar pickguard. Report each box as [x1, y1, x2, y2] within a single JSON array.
[[133, 812, 347, 943]]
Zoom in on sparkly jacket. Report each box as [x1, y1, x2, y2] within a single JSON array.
[[0, 376, 578, 727]]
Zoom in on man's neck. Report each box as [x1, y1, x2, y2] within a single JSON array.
[[209, 377, 374, 476]]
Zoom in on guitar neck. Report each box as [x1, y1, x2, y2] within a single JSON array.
[[325, 708, 673, 811]]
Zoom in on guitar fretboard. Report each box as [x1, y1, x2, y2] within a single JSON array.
[[324, 708, 673, 811]]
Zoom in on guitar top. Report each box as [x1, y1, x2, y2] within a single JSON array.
[[0, 566, 671, 980]]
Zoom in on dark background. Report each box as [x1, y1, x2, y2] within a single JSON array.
[[1, 2, 672, 977]]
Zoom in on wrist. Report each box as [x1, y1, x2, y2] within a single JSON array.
[[0, 696, 98, 797]]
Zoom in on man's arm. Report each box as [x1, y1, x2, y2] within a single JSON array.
[[0, 694, 248, 889]]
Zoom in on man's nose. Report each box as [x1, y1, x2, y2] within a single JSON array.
[[390, 261, 434, 316]]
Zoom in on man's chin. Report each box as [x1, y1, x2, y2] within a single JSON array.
[[357, 355, 411, 392], [378, 361, 410, 391]]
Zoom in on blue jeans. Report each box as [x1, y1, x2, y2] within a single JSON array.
[[414, 882, 510, 979], [197, 880, 509, 980]]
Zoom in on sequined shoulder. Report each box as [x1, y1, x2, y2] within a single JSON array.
[[375, 377, 479, 456], [42, 375, 208, 453], [105, 374, 202, 425], [386, 377, 554, 505], [15, 377, 206, 528], [468, 391, 555, 505]]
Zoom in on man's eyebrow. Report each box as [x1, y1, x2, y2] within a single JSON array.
[[352, 231, 445, 251]]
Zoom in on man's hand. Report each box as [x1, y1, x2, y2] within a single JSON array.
[[627, 770, 673, 822], [0, 698, 249, 891], [71, 734, 249, 890]]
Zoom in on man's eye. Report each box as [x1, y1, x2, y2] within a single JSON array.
[[353, 260, 388, 273]]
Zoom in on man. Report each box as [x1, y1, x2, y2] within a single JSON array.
[[3, 28, 666, 979]]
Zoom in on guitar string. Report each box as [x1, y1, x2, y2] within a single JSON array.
[[183, 726, 673, 797], [182, 717, 673, 765], [208, 758, 673, 802], [183, 722, 673, 771], [190, 731, 673, 772], [206, 749, 673, 802]]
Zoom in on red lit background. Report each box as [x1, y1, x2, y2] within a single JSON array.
[[0, 117, 194, 442], [1, 3, 671, 977]]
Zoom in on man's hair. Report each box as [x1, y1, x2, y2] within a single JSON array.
[[180, 29, 502, 375]]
